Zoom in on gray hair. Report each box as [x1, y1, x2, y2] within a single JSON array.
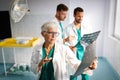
[[41, 21, 58, 32]]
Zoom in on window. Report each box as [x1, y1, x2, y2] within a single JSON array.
[[114, 0, 120, 40]]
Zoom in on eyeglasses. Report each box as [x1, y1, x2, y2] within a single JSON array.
[[45, 31, 59, 37]]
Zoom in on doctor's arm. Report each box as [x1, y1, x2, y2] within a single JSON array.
[[65, 46, 81, 71], [63, 36, 75, 43], [31, 50, 52, 74], [63, 29, 75, 44], [31, 50, 41, 74], [63, 31, 76, 52]]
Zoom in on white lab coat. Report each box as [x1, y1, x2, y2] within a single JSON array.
[[64, 22, 93, 47], [30, 42, 81, 80], [64, 22, 94, 75], [51, 17, 63, 43]]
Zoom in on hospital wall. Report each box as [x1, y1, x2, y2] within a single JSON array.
[[0, 0, 120, 75], [0, 0, 106, 57], [103, 0, 120, 75]]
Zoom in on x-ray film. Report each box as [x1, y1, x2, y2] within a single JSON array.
[[81, 31, 101, 44], [73, 44, 96, 76], [73, 31, 101, 76]]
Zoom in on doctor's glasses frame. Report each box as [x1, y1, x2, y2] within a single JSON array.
[[44, 31, 60, 37]]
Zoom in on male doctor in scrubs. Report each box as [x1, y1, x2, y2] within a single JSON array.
[[52, 3, 72, 44], [63, 7, 98, 80], [30, 22, 97, 80]]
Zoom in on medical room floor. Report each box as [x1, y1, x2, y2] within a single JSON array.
[[0, 57, 120, 80]]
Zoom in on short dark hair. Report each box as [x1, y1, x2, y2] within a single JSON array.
[[56, 3, 68, 11], [74, 7, 84, 15]]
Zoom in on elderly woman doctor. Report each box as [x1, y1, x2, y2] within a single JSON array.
[[30, 22, 95, 80]]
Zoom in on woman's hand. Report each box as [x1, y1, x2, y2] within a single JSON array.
[[37, 55, 52, 72]]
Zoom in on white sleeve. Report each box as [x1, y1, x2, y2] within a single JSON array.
[[63, 26, 69, 39], [63, 26, 72, 46], [65, 46, 81, 71], [30, 48, 42, 75]]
